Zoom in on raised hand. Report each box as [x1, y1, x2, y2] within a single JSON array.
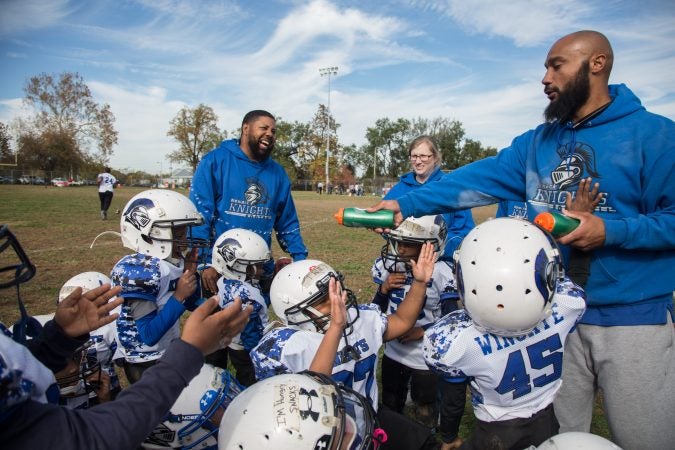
[[566, 177, 603, 213], [410, 242, 436, 284], [54, 284, 123, 337], [327, 277, 348, 332], [175, 257, 198, 302]]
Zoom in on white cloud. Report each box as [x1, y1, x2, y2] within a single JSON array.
[[0, 0, 73, 37], [414, 0, 593, 46], [89, 81, 186, 172]]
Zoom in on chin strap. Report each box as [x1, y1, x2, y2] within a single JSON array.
[[342, 329, 361, 362], [89, 231, 121, 249]]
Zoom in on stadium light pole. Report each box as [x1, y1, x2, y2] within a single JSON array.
[[319, 66, 338, 189]]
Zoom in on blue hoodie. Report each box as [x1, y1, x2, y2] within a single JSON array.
[[190, 139, 308, 262], [397, 84, 675, 326], [385, 166, 475, 258]]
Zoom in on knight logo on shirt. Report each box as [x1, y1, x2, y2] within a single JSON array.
[[551, 142, 600, 190], [244, 177, 268, 205], [123, 198, 154, 230]]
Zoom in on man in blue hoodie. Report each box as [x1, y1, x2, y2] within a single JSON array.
[[190, 110, 308, 296], [370, 30, 675, 449]]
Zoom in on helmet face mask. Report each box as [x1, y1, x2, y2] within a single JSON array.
[[0, 224, 36, 290], [120, 190, 209, 260], [271, 260, 359, 334], [55, 340, 102, 403], [381, 215, 447, 273], [218, 371, 377, 450], [454, 217, 564, 337], [211, 228, 272, 282]]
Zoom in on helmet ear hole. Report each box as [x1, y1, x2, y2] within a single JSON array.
[[457, 217, 563, 337]]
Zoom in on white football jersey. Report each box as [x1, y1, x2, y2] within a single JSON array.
[[112, 254, 185, 362], [216, 278, 268, 351], [424, 278, 586, 422], [251, 304, 387, 409], [372, 257, 458, 370]]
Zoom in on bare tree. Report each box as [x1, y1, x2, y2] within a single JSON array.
[[23, 72, 118, 161], [167, 104, 224, 173], [0, 122, 13, 164]]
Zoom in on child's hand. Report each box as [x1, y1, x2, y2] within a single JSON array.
[[175, 265, 198, 302], [184, 248, 198, 270], [410, 242, 436, 284], [327, 277, 348, 332], [381, 272, 406, 294], [566, 177, 603, 213]]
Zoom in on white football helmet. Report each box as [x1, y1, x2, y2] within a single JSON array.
[[381, 215, 447, 272], [120, 189, 208, 260], [211, 229, 272, 282], [535, 432, 622, 449], [218, 371, 380, 450], [270, 259, 359, 333], [454, 217, 564, 337], [143, 364, 243, 449], [58, 271, 112, 303]]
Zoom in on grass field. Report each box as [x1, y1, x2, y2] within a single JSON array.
[[0, 185, 609, 441]]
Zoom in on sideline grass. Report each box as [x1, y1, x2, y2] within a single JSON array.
[[0, 185, 609, 440]]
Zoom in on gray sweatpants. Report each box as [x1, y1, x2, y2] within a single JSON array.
[[554, 314, 675, 450]]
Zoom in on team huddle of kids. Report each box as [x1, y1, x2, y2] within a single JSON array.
[[1, 187, 614, 450]]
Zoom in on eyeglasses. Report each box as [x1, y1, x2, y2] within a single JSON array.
[[409, 154, 434, 162]]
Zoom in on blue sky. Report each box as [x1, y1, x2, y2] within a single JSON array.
[[1, 0, 674, 174]]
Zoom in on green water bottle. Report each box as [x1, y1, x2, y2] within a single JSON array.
[[334, 207, 395, 228], [534, 211, 580, 237]]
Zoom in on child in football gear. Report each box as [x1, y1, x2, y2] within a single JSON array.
[[424, 218, 587, 449], [372, 215, 458, 432], [112, 189, 209, 383], [205, 228, 272, 386]]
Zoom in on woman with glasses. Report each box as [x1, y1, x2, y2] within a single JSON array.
[[384, 136, 474, 259], [377, 135, 472, 450]]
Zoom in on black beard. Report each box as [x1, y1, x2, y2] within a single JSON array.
[[544, 63, 590, 124], [246, 130, 274, 159]]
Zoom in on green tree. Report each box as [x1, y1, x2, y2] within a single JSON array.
[[362, 117, 411, 180], [17, 126, 81, 172], [167, 104, 225, 173], [23, 72, 118, 162], [459, 138, 498, 166], [411, 117, 465, 169]]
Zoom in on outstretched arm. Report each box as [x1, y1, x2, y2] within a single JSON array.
[[383, 243, 435, 341], [309, 278, 347, 375]]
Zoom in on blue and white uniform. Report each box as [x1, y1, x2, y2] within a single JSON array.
[[372, 257, 457, 370], [216, 278, 267, 351], [251, 304, 387, 409], [424, 278, 586, 422], [112, 253, 197, 363]]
